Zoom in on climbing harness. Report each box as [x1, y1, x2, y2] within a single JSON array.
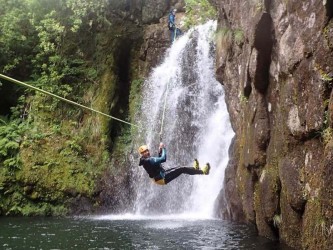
[[0, 74, 138, 128]]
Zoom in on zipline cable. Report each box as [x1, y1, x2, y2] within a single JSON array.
[[0, 74, 139, 128]]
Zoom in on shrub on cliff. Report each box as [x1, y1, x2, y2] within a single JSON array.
[[184, 0, 217, 28]]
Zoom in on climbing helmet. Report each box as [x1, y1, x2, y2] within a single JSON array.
[[138, 145, 149, 154]]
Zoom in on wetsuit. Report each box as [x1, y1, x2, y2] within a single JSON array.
[[168, 12, 175, 29], [168, 12, 182, 42], [139, 148, 204, 185]]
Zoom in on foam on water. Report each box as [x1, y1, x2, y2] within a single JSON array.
[[91, 213, 217, 221]]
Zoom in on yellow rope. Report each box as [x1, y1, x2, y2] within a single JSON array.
[[159, 80, 170, 140], [173, 25, 177, 42], [0, 74, 138, 127]]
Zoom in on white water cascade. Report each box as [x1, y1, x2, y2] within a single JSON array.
[[132, 21, 234, 219]]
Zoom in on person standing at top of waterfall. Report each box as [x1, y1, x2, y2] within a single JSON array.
[[168, 8, 183, 43], [138, 143, 210, 185]]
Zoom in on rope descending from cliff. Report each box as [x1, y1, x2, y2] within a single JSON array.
[[0, 74, 139, 128], [173, 25, 177, 42], [158, 81, 196, 140], [159, 79, 170, 140]]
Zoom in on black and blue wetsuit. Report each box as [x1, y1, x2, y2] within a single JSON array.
[[168, 12, 175, 29], [139, 148, 203, 185], [168, 11, 182, 42]]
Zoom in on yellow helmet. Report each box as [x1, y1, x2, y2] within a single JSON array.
[[138, 145, 149, 154]]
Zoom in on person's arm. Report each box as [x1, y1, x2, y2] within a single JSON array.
[[149, 148, 166, 165]]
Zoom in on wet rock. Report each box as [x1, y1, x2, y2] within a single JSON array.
[[253, 12, 273, 94], [255, 169, 281, 240], [213, 0, 333, 248], [96, 166, 133, 214], [278, 25, 305, 73], [139, 11, 185, 76], [279, 191, 302, 249], [328, 87, 333, 127], [107, 0, 184, 25], [142, 0, 169, 24], [67, 196, 94, 215], [139, 19, 170, 74], [215, 137, 245, 221], [241, 94, 270, 168], [279, 156, 306, 214], [240, 171, 256, 223], [321, 141, 333, 248]]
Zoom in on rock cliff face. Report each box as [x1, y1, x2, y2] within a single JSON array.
[[212, 0, 333, 249], [112, 0, 185, 75], [138, 2, 185, 75]]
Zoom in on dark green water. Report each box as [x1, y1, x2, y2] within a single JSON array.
[[0, 216, 293, 250]]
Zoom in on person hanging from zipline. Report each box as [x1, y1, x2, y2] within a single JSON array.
[[168, 8, 183, 42], [138, 143, 210, 185]]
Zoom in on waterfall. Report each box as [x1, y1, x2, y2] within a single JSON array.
[[133, 21, 234, 218]]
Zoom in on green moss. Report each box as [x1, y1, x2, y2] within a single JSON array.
[[323, 25, 333, 50], [317, 66, 333, 83], [253, 181, 260, 209], [321, 127, 333, 145], [0, 89, 111, 216], [273, 214, 281, 228], [234, 29, 244, 45], [215, 27, 233, 56], [237, 137, 253, 221], [315, 217, 331, 237], [240, 93, 249, 104], [302, 198, 328, 248], [254, 0, 264, 12], [237, 127, 252, 216], [129, 78, 143, 121]]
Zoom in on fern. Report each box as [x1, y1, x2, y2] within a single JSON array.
[[0, 138, 10, 156], [5, 141, 20, 150], [0, 119, 26, 171], [4, 156, 21, 170]]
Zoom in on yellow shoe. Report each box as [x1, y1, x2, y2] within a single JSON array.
[[201, 163, 210, 175], [193, 159, 199, 170]]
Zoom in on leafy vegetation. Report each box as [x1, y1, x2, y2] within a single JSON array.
[[215, 26, 245, 51], [321, 109, 333, 145], [215, 27, 233, 54], [240, 92, 249, 104], [234, 29, 245, 45], [0, 0, 139, 216], [0, 118, 24, 171], [184, 0, 217, 29]]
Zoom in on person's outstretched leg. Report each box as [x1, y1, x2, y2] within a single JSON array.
[[164, 167, 203, 184]]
